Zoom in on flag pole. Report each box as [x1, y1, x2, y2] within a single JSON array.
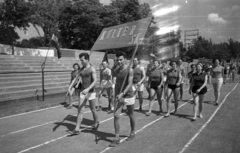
[[41, 46, 50, 101], [117, 41, 139, 103]]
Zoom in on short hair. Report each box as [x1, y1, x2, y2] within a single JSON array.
[[212, 58, 221, 63], [169, 60, 177, 66], [197, 63, 203, 68], [79, 53, 90, 61], [190, 64, 196, 68], [116, 52, 126, 58], [73, 63, 80, 69], [153, 59, 161, 64]]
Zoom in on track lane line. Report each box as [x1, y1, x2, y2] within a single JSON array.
[[16, 88, 191, 153], [178, 83, 238, 153], [99, 87, 213, 153]]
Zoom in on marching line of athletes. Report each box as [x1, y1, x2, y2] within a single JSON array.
[[65, 52, 228, 147]]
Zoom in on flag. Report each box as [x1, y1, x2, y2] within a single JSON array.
[[51, 34, 61, 59], [102, 51, 109, 63]]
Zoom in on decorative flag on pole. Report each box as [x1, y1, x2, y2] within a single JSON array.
[[51, 34, 62, 59], [102, 51, 109, 63]]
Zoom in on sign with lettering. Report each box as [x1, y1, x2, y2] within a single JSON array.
[[91, 17, 152, 51]]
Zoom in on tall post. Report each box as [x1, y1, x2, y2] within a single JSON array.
[[41, 47, 50, 101]]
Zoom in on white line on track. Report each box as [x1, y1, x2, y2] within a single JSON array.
[[0, 110, 90, 138], [99, 88, 213, 153], [0, 102, 76, 120], [3, 88, 191, 138], [16, 89, 190, 153], [178, 83, 238, 153], [16, 105, 142, 153], [1, 120, 57, 137]]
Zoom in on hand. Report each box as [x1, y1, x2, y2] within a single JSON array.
[[157, 85, 162, 89], [82, 88, 90, 95], [196, 89, 201, 93], [116, 93, 124, 102], [189, 89, 192, 95], [137, 82, 141, 86], [176, 82, 180, 86]]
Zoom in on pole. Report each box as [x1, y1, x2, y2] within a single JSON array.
[[41, 47, 50, 101]]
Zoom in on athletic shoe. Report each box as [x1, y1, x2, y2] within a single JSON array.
[[70, 130, 80, 135], [92, 122, 100, 131], [126, 134, 135, 141], [109, 139, 120, 147]]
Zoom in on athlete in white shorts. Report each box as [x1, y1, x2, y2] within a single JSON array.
[[132, 57, 146, 112]]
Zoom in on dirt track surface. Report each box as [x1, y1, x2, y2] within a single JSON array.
[[0, 81, 240, 153]]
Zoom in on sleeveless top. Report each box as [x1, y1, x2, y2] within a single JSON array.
[[212, 66, 223, 78], [115, 67, 134, 98], [80, 66, 95, 92], [133, 66, 143, 84], [150, 67, 163, 86], [111, 64, 119, 78], [178, 65, 185, 76], [71, 70, 79, 81], [101, 67, 111, 81], [146, 63, 153, 77], [192, 72, 206, 87], [167, 69, 180, 85]]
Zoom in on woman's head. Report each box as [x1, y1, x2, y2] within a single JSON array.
[[73, 63, 80, 70], [102, 60, 108, 68], [196, 63, 203, 72], [170, 60, 177, 69], [213, 58, 221, 65], [190, 64, 196, 70], [153, 59, 161, 67]]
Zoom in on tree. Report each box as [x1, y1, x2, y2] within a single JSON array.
[[0, 0, 32, 45], [29, 0, 71, 46]]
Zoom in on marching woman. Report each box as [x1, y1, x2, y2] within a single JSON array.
[[210, 58, 225, 106], [189, 63, 208, 121], [188, 64, 196, 85], [165, 61, 182, 117], [146, 59, 164, 116], [66, 63, 81, 109], [97, 60, 113, 112]]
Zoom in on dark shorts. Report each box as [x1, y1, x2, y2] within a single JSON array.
[[192, 86, 207, 95], [167, 84, 180, 90], [150, 85, 163, 90]]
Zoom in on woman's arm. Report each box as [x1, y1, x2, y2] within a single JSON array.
[[197, 74, 208, 92]]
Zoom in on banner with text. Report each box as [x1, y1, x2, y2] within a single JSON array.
[[91, 17, 152, 51]]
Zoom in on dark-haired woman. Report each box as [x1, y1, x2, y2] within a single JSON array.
[[165, 61, 182, 117], [189, 63, 208, 121], [210, 58, 225, 106], [146, 59, 164, 116], [67, 63, 81, 109], [188, 64, 196, 85]]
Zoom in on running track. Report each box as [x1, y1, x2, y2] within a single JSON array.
[[0, 82, 240, 153]]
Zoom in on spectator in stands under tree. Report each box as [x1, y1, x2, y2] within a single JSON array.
[[66, 63, 81, 109]]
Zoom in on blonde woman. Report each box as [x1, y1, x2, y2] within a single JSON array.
[[210, 58, 225, 106]]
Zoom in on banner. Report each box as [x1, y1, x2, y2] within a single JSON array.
[[91, 17, 152, 51]]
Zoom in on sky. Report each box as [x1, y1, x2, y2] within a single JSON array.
[[4, 0, 239, 43], [100, 0, 240, 43]]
